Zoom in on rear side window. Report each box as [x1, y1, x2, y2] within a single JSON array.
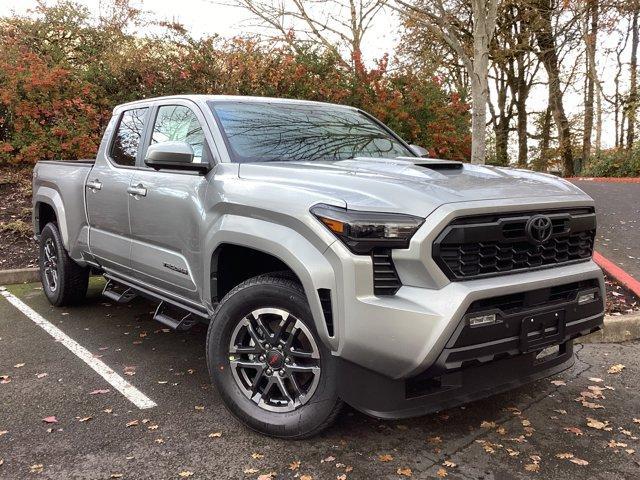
[[151, 105, 206, 163], [110, 108, 148, 166]]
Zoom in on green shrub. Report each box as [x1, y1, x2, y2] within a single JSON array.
[[582, 148, 640, 177]]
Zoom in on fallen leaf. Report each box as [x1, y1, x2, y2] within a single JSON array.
[[607, 364, 625, 374], [550, 380, 566, 386], [36, 373, 48, 379], [178, 471, 194, 478], [586, 417, 610, 430], [194, 405, 205, 411], [14, 363, 25, 368], [337, 475, 346, 480], [569, 458, 589, 466], [42, 416, 58, 424], [103, 408, 113, 414], [427, 436, 442, 444], [556, 453, 574, 459], [30, 464, 44, 473], [581, 401, 604, 410], [0, 431, 7, 437], [553, 409, 567, 415], [154, 438, 164, 444], [436, 467, 447, 478], [588, 377, 603, 383], [608, 440, 628, 448], [110, 475, 124, 479], [496, 426, 507, 435], [506, 448, 520, 457], [243, 468, 259, 474], [257, 474, 275, 480], [252, 453, 264, 460], [126, 420, 139, 427], [625, 449, 635, 454], [564, 427, 584, 436], [524, 463, 539, 472], [289, 460, 300, 471], [78, 416, 92, 423], [521, 419, 531, 427], [442, 460, 456, 468], [378, 454, 393, 462], [208, 431, 221, 438], [89, 389, 110, 395], [480, 421, 497, 428], [633, 418, 640, 424], [397, 467, 412, 477]]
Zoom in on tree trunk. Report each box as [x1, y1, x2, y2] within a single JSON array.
[[539, 106, 553, 169], [582, 0, 598, 171], [530, 0, 574, 176], [628, 9, 639, 149]]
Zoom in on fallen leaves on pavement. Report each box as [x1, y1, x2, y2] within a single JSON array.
[[397, 467, 412, 476], [607, 364, 625, 374], [378, 454, 393, 462], [42, 416, 58, 424]]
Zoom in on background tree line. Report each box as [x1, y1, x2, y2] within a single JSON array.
[[0, 0, 470, 166], [1, 0, 639, 177]]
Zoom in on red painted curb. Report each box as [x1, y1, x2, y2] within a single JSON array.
[[593, 251, 640, 297], [569, 177, 640, 184]]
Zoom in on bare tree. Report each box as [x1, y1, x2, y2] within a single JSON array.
[[393, 0, 499, 164], [229, 0, 387, 67]]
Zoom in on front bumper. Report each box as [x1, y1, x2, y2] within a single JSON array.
[[333, 273, 603, 419]]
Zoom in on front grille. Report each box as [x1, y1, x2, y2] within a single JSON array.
[[433, 208, 596, 280]]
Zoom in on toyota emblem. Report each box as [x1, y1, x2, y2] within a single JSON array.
[[526, 215, 553, 244]]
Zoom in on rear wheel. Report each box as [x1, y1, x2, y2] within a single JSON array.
[[206, 273, 342, 438], [39, 222, 89, 307]]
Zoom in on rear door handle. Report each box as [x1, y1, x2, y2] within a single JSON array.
[[87, 179, 102, 191], [127, 184, 147, 197]]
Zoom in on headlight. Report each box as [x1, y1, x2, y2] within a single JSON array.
[[310, 204, 424, 254]]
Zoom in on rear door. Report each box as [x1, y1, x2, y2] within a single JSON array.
[[128, 100, 213, 301], [86, 107, 149, 275]]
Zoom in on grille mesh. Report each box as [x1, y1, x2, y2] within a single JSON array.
[[433, 209, 596, 280]]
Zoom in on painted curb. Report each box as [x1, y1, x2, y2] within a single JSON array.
[[593, 251, 640, 297], [0, 268, 40, 285], [577, 313, 640, 344]]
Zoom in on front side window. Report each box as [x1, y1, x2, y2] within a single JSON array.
[[110, 108, 148, 166], [152, 105, 206, 163], [209, 101, 413, 163]]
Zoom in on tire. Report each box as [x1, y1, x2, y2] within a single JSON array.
[[206, 273, 342, 438], [39, 222, 89, 307]]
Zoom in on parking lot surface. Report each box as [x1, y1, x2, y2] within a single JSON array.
[[1, 280, 639, 480], [571, 180, 640, 280]]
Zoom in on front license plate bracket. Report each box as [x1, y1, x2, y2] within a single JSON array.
[[520, 310, 565, 353]]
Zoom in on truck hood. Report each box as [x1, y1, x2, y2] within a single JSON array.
[[238, 157, 590, 217]]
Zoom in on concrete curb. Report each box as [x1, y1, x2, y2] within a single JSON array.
[[577, 313, 640, 344], [0, 268, 40, 285]]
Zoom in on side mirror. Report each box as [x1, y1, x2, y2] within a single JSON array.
[[409, 144, 429, 157], [144, 142, 209, 173]]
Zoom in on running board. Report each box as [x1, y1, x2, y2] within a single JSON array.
[[153, 301, 199, 331], [102, 280, 138, 304]]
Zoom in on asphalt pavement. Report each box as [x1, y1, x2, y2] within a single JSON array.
[[571, 180, 640, 280], [1, 280, 639, 480]]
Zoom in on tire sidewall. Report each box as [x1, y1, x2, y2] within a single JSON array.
[[207, 278, 339, 438], [39, 223, 66, 306]]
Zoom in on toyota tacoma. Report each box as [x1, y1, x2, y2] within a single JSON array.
[[32, 95, 605, 438]]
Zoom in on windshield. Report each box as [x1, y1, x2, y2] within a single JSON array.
[[209, 101, 414, 163]]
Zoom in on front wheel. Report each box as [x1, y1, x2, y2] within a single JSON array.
[[39, 222, 89, 307], [206, 274, 342, 438]]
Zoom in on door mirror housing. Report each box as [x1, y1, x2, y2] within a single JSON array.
[[144, 142, 209, 173], [409, 144, 429, 157]]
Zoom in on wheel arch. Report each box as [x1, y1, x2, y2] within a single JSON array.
[[204, 216, 338, 348], [34, 188, 69, 249]]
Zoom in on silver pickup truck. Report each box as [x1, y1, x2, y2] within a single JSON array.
[[33, 95, 605, 438]]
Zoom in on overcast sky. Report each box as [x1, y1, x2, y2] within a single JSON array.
[[0, 0, 399, 64]]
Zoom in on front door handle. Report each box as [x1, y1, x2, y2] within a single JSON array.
[[127, 184, 147, 197], [87, 179, 102, 191]]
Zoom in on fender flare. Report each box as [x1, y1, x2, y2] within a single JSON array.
[[203, 214, 338, 349], [34, 187, 70, 250]]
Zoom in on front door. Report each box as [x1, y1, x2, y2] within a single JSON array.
[[128, 103, 212, 302], [86, 107, 149, 275]]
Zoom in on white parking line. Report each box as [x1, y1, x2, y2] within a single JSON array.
[[1, 289, 157, 410]]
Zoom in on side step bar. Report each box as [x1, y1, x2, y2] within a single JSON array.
[[153, 301, 199, 331], [102, 280, 138, 304]]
